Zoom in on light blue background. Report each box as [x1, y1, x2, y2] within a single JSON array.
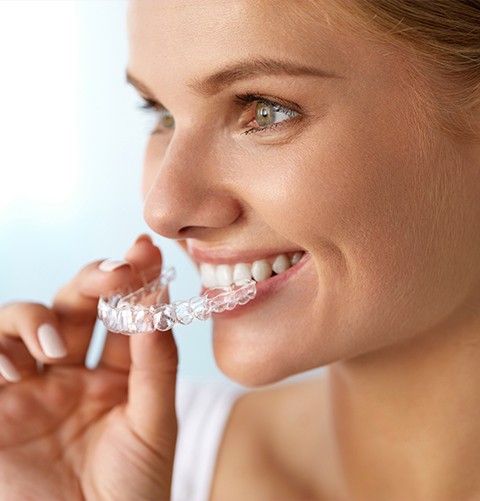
[[0, 0, 227, 382]]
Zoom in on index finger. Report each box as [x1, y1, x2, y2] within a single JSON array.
[[50, 236, 163, 365], [53, 236, 163, 319]]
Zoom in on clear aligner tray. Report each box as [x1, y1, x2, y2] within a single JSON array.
[[97, 266, 256, 335]]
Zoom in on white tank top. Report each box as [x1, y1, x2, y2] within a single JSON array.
[[171, 380, 245, 501]]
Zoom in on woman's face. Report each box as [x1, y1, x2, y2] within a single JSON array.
[[128, 0, 480, 385]]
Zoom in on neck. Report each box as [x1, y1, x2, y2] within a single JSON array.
[[321, 303, 480, 500]]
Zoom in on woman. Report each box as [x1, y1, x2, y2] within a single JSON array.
[[1, 0, 479, 499]]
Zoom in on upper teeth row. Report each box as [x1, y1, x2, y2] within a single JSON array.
[[200, 252, 304, 288]]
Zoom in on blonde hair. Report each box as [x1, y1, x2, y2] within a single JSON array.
[[333, 1, 480, 142]]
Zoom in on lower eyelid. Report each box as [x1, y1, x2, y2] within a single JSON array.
[[243, 122, 282, 135]]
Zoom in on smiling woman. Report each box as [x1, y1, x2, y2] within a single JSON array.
[[0, 1, 480, 500]]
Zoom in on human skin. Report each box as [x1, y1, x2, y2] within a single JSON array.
[[128, 0, 480, 498], [0, 1, 479, 500], [131, 0, 480, 384], [0, 237, 180, 500]]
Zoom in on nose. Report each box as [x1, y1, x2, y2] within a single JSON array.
[[143, 132, 242, 240]]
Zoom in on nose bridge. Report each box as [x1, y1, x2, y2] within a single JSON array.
[[143, 130, 241, 239]]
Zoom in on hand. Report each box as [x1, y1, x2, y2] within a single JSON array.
[[0, 236, 178, 501]]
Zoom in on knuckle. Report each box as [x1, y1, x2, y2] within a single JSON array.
[[1, 301, 50, 317]]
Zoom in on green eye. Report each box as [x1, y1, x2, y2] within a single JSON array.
[[159, 109, 175, 128], [254, 101, 297, 128], [138, 97, 175, 134]]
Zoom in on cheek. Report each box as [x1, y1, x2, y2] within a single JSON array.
[[237, 108, 473, 344], [231, 126, 421, 261]]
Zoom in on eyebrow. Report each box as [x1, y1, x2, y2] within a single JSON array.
[[126, 57, 338, 99], [126, 72, 153, 96], [188, 58, 338, 97]]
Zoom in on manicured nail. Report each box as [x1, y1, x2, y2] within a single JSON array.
[[37, 324, 67, 359], [99, 258, 129, 272], [135, 234, 152, 244], [0, 354, 21, 382]]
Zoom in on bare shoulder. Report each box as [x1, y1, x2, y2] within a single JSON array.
[[209, 374, 327, 501]]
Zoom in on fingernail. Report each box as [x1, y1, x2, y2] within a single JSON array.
[[135, 234, 152, 244], [0, 354, 21, 382], [37, 324, 67, 359], [99, 258, 129, 272]]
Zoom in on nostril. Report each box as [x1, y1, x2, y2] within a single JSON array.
[[177, 211, 243, 238], [179, 226, 197, 236], [178, 225, 220, 239]]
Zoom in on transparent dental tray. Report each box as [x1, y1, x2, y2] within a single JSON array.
[[97, 266, 256, 335]]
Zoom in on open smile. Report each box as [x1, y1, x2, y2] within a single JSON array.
[[197, 251, 306, 288]]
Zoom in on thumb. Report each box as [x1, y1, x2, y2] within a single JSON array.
[[126, 284, 178, 450]]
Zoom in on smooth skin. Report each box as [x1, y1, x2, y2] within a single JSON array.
[[2, 0, 480, 499]]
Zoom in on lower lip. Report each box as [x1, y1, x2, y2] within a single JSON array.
[[200, 252, 311, 318]]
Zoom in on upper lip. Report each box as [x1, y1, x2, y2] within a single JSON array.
[[187, 243, 305, 265]]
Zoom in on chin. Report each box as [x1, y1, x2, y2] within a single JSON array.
[[214, 352, 294, 387], [211, 322, 324, 387]]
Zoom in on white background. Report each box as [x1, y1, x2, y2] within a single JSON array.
[[0, 0, 227, 381]]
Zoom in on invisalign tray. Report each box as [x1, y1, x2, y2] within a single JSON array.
[[97, 267, 257, 335]]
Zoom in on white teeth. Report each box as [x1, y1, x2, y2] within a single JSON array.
[[251, 259, 272, 282], [272, 254, 290, 274], [233, 263, 252, 282], [290, 252, 303, 266], [216, 264, 233, 287], [200, 263, 217, 288], [199, 251, 304, 287]]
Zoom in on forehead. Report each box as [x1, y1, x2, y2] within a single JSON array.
[[127, 0, 352, 93]]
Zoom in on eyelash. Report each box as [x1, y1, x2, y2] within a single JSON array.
[[138, 94, 301, 135], [233, 93, 301, 135], [139, 97, 158, 111], [138, 98, 170, 134]]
